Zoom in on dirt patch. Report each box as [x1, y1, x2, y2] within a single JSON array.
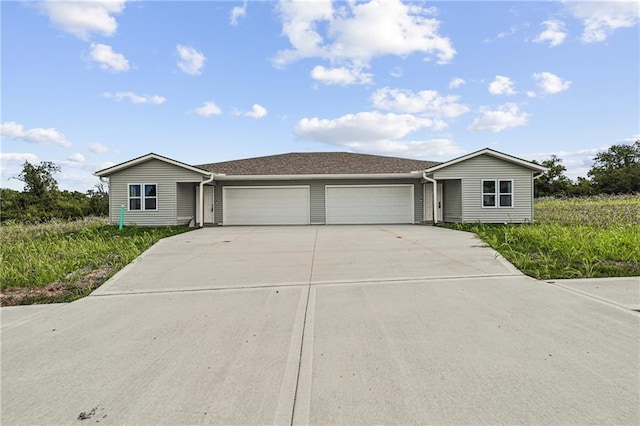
[[0, 267, 114, 307]]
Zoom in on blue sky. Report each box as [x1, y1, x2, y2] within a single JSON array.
[[1, 0, 638, 192]]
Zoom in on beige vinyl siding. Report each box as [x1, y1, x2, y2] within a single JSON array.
[[214, 178, 423, 225], [433, 154, 534, 223], [310, 184, 326, 224], [176, 183, 197, 225], [108, 159, 205, 226], [443, 179, 462, 222]]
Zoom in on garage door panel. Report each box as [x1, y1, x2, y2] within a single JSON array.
[[326, 185, 414, 225], [223, 187, 310, 225]]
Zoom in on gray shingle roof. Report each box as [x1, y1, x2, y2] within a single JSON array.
[[195, 152, 441, 175]]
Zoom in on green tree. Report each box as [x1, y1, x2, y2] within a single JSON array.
[[3, 161, 109, 222], [14, 161, 60, 197], [10, 161, 61, 221], [588, 141, 640, 194], [0, 188, 25, 221], [533, 155, 573, 197], [572, 176, 595, 196], [86, 182, 109, 216]]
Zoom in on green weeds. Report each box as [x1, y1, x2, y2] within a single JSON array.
[[0, 220, 193, 305], [446, 195, 640, 279]]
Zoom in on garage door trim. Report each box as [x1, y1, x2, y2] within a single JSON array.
[[222, 185, 311, 225], [325, 184, 415, 225]]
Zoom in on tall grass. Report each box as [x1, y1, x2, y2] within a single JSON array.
[[0, 220, 193, 299], [447, 195, 640, 279], [535, 194, 640, 226]]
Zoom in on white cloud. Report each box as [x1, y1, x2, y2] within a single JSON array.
[[488, 75, 517, 95], [482, 24, 524, 43], [193, 101, 222, 117], [89, 43, 129, 72], [275, 0, 455, 83], [244, 104, 268, 119], [230, 1, 247, 26], [88, 142, 111, 154], [68, 153, 86, 163], [566, 1, 640, 43], [469, 103, 530, 132], [310, 65, 373, 85], [449, 77, 465, 89], [533, 72, 571, 94], [103, 91, 166, 104], [1, 121, 72, 148], [295, 110, 463, 158], [534, 20, 568, 47], [295, 111, 435, 143], [390, 67, 403, 78], [526, 90, 537, 98], [371, 87, 469, 120], [337, 138, 464, 159], [176, 45, 206, 75], [0, 152, 39, 164], [38, 0, 128, 40]]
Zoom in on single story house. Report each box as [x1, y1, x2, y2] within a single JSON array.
[[94, 148, 547, 227]]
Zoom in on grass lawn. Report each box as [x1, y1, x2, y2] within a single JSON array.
[[0, 218, 193, 305], [444, 195, 640, 280]]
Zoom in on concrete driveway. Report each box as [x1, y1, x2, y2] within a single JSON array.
[[2, 225, 638, 425]]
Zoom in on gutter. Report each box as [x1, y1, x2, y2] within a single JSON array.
[[198, 173, 215, 228], [212, 172, 424, 181], [422, 171, 438, 224]]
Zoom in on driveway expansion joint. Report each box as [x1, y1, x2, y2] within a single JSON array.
[[89, 274, 527, 298], [544, 280, 640, 316]]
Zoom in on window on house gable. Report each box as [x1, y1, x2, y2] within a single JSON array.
[[482, 179, 513, 208], [128, 183, 158, 211]]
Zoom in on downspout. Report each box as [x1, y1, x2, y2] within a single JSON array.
[[199, 173, 215, 228], [422, 171, 438, 225], [532, 171, 545, 222], [99, 177, 111, 224]]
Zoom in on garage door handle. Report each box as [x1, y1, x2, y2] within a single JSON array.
[[438, 201, 441, 208]]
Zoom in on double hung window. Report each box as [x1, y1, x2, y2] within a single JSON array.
[[482, 180, 513, 208], [128, 184, 157, 211]]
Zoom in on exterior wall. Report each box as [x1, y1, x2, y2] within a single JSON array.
[[176, 183, 197, 225], [213, 178, 424, 225], [107, 159, 205, 226], [433, 154, 534, 223], [443, 179, 462, 223]]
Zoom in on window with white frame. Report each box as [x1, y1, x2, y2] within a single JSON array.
[[128, 183, 158, 211], [482, 179, 513, 208]]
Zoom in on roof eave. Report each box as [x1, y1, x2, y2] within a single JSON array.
[[424, 148, 548, 173], [94, 153, 212, 177]]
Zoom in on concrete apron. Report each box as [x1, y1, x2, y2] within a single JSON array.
[[1, 226, 638, 425], [92, 226, 521, 296]]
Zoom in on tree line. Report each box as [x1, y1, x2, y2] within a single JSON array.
[[0, 161, 108, 222], [533, 141, 639, 197]]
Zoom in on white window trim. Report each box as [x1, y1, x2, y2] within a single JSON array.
[[481, 179, 514, 209], [128, 183, 158, 211], [498, 179, 514, 208]]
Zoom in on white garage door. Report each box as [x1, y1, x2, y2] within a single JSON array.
[[326, 185, 414, 225], [223, 186, 310, 225]]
